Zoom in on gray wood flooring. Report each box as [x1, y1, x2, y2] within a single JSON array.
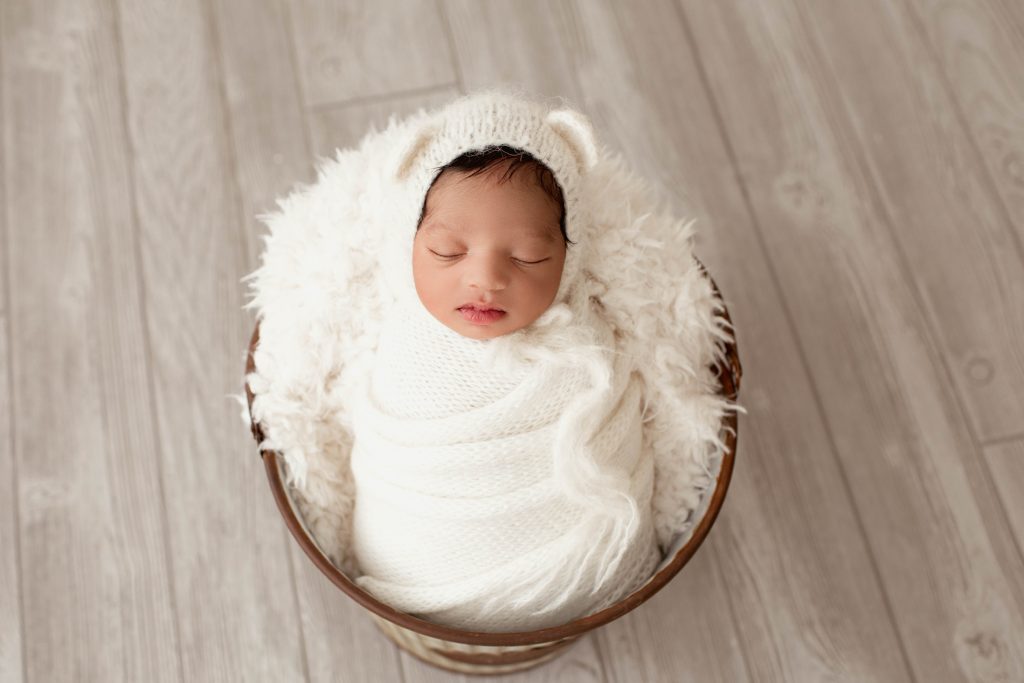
[[3, 1, 1023, 681]]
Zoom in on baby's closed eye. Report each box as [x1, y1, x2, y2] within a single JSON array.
[[427, 249, 549, 265]]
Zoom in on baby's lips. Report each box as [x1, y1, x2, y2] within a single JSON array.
[[459, 303, 505, 312]]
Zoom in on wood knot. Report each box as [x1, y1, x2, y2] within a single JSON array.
[[965, 356, 994, 386]]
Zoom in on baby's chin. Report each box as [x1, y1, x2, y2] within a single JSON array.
[[448, 315, 514, 340]]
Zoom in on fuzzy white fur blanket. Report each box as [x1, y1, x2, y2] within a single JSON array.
[[241, 95, 743, 632]]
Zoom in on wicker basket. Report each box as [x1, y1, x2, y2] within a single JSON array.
[[243, 257, 742, 675]]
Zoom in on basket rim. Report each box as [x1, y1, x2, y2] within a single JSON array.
[[244, 256, 742, 646]]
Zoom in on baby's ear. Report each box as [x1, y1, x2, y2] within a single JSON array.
[[545, 108, 599, 175], [391, 118, 441, 182]]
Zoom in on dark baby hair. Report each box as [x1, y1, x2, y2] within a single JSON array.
[[415, 145, 574, 247]]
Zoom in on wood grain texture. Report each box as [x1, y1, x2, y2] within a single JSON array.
[[114, 0, 306, 679], [830, 0, 1024, 448], [0, 12, 24, 675], [2, 0, 181, 680], [288, 0, 456, 108], [985, 440, 1024, 563], [0, 257, 22, 683], [308, 85, 459, 160], [681, 0, 1024, 680], [902, 0, 1024, 443], [0, 3, 22, 679], [0, 317, 20, 683], [444, 0, 582, 103]]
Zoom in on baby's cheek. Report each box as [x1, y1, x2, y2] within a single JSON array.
[[422, 269, 448, 296]]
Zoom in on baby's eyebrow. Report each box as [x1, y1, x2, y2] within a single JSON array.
[[426, 221, 559, 243]]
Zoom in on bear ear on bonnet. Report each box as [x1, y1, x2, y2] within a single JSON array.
[[391, 117, 441, 182], [545, 108, 599, 176]]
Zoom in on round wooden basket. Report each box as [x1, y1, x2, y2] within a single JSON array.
[[243, 257, 742, 676]]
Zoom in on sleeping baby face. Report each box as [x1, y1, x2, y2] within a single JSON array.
[[413, 157, 567, 340]]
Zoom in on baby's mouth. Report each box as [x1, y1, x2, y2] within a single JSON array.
[[458, 304, 505, 313], [457, 304, 507, 325]]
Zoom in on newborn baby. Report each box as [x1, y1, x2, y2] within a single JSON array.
[[244, 88, 743, 635], [348, 138, 661, 633]]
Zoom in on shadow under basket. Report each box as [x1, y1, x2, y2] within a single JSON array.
[[243, 257, 743, 676]]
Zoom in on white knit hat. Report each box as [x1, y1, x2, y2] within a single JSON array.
[[377, 87, 601, 314]]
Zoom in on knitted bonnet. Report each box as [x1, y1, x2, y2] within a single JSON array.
[[376, 87, 601, 316]]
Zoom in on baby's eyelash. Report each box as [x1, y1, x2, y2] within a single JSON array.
[[428, 249, 548, 265]]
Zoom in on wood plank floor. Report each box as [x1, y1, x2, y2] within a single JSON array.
[[3, 1, 1023, 681]]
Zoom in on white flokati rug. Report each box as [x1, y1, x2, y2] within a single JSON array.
[[239, 106, 745, 619]]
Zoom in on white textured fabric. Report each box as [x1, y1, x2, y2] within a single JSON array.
[[241, 85, 746, 633], [349, 292, 661, 631]]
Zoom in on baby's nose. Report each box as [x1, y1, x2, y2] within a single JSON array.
[[466, 255, 510, 291]]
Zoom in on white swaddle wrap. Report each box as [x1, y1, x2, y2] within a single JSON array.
[[350, 291, 661, 632]]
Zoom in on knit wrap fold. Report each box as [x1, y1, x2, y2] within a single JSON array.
[[349, 291, 661, 632]]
